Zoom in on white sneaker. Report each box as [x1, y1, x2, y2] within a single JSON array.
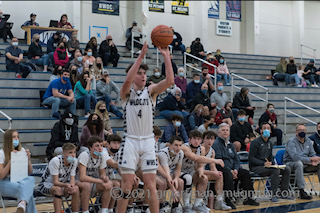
[[43, 70, 48, 72], [215, 199, 232, 211], [192, 201, 211, 212], [183, 204, 196, 213], [314, 84, 319, 87], [84, 113, 90, 118], [170, 207, 182, 213], [16, 201, 26, 213]]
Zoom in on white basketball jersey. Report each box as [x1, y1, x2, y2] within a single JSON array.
[[205, 147, 214, 159], [123, 87, 155, 136], [181, 145, 202, 173], [159, 147, 184, 173]]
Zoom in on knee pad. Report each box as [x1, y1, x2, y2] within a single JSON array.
[[181, 174, 192, 189], [54, 194, 63, 199]]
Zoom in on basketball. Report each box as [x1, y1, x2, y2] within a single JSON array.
[[151, 25, 174, 48]]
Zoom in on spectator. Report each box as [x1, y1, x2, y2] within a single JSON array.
[[85, 37, 98, 58], [286, 56, 301, 86], [125, 21, 143, 52], [185, 46, 193, 63], [47, 31, 62, 54], [174, 67, 187, 96], [214, 101, 233, 126], [156, 83, 178, 106], [186, 73, 202, 104], [232, 87, 255, 125], [273, 57, 287, 86], [303, 59, 318, 86], [170, 26, 186, 53], [0, 10, 8, 42], [214, 49, 223, 61], [70, 49, 84, 74], [230, 109, 253, 152], [210, 82, 228, 111], [99, 34, 120, 67], [217, 56, 231, 85], [202, 51, 218, 75], [28, 33, 52, 72], [79, 113, 104, 152], [161, 53, 177, 76], [184, 104, 204, 134], [309, 122, 320, 155], [249, 122, 292, 202], [199, 66, 215, 94], [245, 132, 256, 152], [46, 109, 79, 160], [68, 31, 80, 58], [91, 57, 104, 81], [58, 14, 73, 29], [0, 130, 36, 213], [42, 70, 76, 119], [21, 13, 39, 39], [190, 37, 205, 60], [82, 48, 95, 68], [284, 123, 320, 200], [159, 87, 188, 120], [53, 41, 69, 67], [74, 71, 97, 117], [95, 100, 113, 138], [161, 114, 188, 145], [197, 115, 216, 134], [96, 70, 123, 118], [81, 66, 97, 97], [6, 37, 32, 78], [147, 67, 165, 85], [191, 83, 216, 117], [258, 103, 283, 145], [69, 64, 78, 89], [50, 65, 63, 82], [297, 65, 307, 87]]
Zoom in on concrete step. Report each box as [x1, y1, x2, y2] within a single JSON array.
[[0, 78, 50, 87]]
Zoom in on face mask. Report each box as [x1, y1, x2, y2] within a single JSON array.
[[269, 108, 275, 113], [262, 129, 271, 138], [72, 69, 77, 74], [97, 63, 102, 68], [175, 93, 182, 98], [175, 121, 181, 127], [65, 118, 74, 126], [218, 86, 223, 91], [186, 49, 191, 53], [110, 148, 119, 153], [93, 151, 103, 156], [209, 55, 214, 59], [77, 56, 83, 62], [35, 39, 40, 43], [59, 46, 65, 49], [290, 59, 294, 63], [67, 156, 75, 164], [170, 149, 177, 155], [92, 119, 99, 126], [13, 139, 19, 148], [154, 72, 161, 77], [317, 130, 320, 135], [87, 52, 92, 57], [219, 59, 224, 64], [73, 35, 77, 38], [298, 132, 306, 138], [203, 73, 207, 77], [208, 123, 214, 127], [12, 42, 18, 47], [62, 76, 69, 81], [194, 80, 200, 84], [189, 143, 199, 149], [217, 52, 221, 55], [201, 89, 208, 95], [198, 109, 203, 114], [179, 72, 184, 77], [99, 109, 106, 113], [238, 117, 245, 122]]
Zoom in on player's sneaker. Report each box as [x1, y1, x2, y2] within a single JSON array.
[[183, 204, 195, 213], [171, 207, 182, 213], [192, 201, 211, 212], [215, 199, 232, 211]]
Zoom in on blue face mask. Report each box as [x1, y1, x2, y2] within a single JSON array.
[[87, 52, 92, 57], [175, 121, 181, 127], [238, 117, 245, 122], [94, 151, 103, 156], [62, 76, 69, 81], [194, 80, 200, 84], [218, 86, 223, 91], [154, 72, 161, 77], [67, 156, 75, 164], [263, 129, 271, 138], [201, 89, 208, 95], [13, 139, 19, 148], [77, 56, 83, 62], [179, 72, 184, 77], [219, 59, 224, 64]]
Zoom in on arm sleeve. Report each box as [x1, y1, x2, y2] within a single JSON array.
[[212, 143, 222, 159], [100, 151, 110, 169], [21, 21, 29, 27], [78, 152, 89, 167], [53, 51, 59, 63]]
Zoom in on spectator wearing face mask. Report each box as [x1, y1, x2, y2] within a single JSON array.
[[50, 65, 63, 82], [53, 41, 69, 67], [69, 64, 78, 89], [46, 109, 79, 160], [161, 115, 188, 146], [184, 104, 205, 134], [161, 53, 177, 76], [86, 37, 98, 58], [197, 115, 215, 134], [191, 83, 217, 118], [68, 31, 80, 58], [147, 67, 165, 85], [217, 56, 231, 85], [91, 57, 104, 81], [82, 48, 96, 68], [303, 59, 319, 87], [174, 67, 187, 96], [214, 49, 223, 61], [70, 48, 84, 74], [202, 52, 219, 75], [214, 101, 233, 127], [95, 100, 113, 138], [186, 73, 202, 104], [28, 33, 52, 72], [286, 56, 301, 86], [47, 32, 62, 54], [156, 83, 179, 106], [99, 35, 120, 67], [200, 66, 215, 94], [233, 87, 255, 125]]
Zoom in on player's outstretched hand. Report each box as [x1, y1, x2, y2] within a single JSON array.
[[158, 46, 170, 58], [139, 41, 148, 58]]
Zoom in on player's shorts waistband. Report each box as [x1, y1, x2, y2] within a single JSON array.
[[125, 134, 155, 140]]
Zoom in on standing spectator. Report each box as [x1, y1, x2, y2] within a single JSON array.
[[286, 56, 301, 86], [309, 122, 320, 155], [174, 67, 187, 96], [53, 41, 69, 67], [217, 56, 231, 85], [161, 53, 177, 76], [200, 66, 215, 94], [43, 70, 76, 119], [0, 10, 8, 42], [85, 37, 98, 58], [21, 13, 39, 39], [125, 21, 143, 52], [47, 32, 61, 54], [91, 57, 104, 81], [68, 31, 80, 58], [197, 115, 216, 134], [191, 83, 216, 117], [210, 82, 228, 111], [147, 67, 165, 85], [28, 33, 52, 72], [214, 49, 223, 61], [46, 109, 79, 160], [232, 87, 255, 125], [94, 100, 113, 138], [50, 65, 62, 83], [74, 71, 97, 117], [303, 59, 318, 86], [273, 57, 287, 86], [190, 37, 206, 60], [161, 115, 188, 145], [230, 110, 253, 152], [82, 48, 95, 68], [170, 26, 186, 53], [202, 51, 219, 75], [186, 73, 202, 105], [6, 37, 32, 78], [58, 14, 73, 29], [70, 49, 84, 74], [99, 35, 120, 67]]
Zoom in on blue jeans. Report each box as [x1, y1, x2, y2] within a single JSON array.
[[30, 52, 53, 66], [98, 95, 123, 118], [160, 110, 189, 120], [286, 74, 301, 85], [43, 96, 77, 116], [0, 176, 37, 213], [172, 44, 186, 53], [76, 93, 97, 114], [218, 74, 231, 84]]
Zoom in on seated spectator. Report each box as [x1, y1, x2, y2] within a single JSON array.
[[70, 49, 84, 74], [125, 21, 143, 52], [161, 53, 177, 76], [74, 71, 97, 117], [210, 82, 228, 111], [99, 35, 120, 67], [69, 64, 78, 89], [68, 31, 80, 58], [230, 109, 253, 152], [43, 70, 76, 119], [245, 132, 256, 152], [185, 46, 193, 63], [95, 100, 113, 138], [214, 49, 223, 61], [309, 122, 320, 155], [53, 41, 69, 67], [156, 83, 178, 106], [217, 56, 231, 85], [85, 37, 98, 58], [190, 37, 206, 60], [286, 56, 301, 86], [249, 122, 292, 202], [91, 57, 104, 81], [0, 10, 8, 42], [197, 115, 216, 134], [28, 33, 53, 72], [191, 83, 216, 117], [58, 14, 73, 29], [186, 73, 202, 105], [46, 109, 79, 160], [258, 103, 282, 145], [214, 101, 233, 126], [96, 70, 123, 118], [303, 59, 318, 86], [284, 123, 320, 199], [273, 57, 288, 86], [159, 87, 188, 120], [202, 51, 218, 75], [6, 37, 32, 78], [82, 66, 97, 96], [79, 114, 104, 152], [232, 87, 255, 125], [174, 67, 187, 96], [200, 67, 215, 94], [47, 32, 62, 54], [21, 13, 39, 39], [161, 114, 188, 146], [50, 65, 62, 82], [82, 48, 95, 68], [184, 104, 204, 134], [297, 65, 307, 87], [147, 67, 165, 85], [170, 26, 186, 53], [0, 130, 36, 213]]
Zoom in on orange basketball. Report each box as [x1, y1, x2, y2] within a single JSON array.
[[151, 25, 174, 48]]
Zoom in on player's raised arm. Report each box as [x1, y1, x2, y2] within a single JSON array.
[[120, 42, 148, 100]]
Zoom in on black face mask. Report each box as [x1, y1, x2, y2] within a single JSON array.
[[35, 39, 40, 43], [189, 143, 200, 149], [318, 130, 320, 135], [110, 148, 119, 153], [92, 119, 99, 126], [71, 69, 76, 74], [59, 46, 65, 49], [57, 69, 63, 75], [208, 123, 214, 127], [203, 73, 207, 77], [97, 63, 102, 68], [290, 59, 294, 63], [99, 109, 106, 113]]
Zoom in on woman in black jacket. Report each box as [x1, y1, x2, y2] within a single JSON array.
[[232, 87, 255, 125], [28, 33, 52, 71]]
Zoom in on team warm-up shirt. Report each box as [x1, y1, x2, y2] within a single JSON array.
[[78, 150, 110, 178], [181, 144, 202, 174], [158, 147, 184, 173]]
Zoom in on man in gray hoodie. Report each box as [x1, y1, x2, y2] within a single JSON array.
[[284, 123, 320, 199]]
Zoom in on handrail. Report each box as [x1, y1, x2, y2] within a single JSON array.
[[300, 44, 316, 66], [0, 110, 12, 133], [156, 45, 173, 67], [131, 29, 146, 63], [183, 52, 217, 86], [230, 72, 269, 103], [284, 97, 320, 134]]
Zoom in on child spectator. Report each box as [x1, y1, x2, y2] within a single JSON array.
[[202, 51, 218, 75], [161, 115, 188, 147], [217, 56, 231, 85], [246, 132, 256, 152], [297, 65, 307, 87]]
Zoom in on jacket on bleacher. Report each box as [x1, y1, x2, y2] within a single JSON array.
[[309, 133, 320, 155]]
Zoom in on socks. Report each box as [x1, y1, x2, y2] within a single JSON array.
[[194, 198, 202, 206], [216, 195, 223, 201], [108, 209, 114, 213], [183, 188, 192, 206], [101, 208, 108, 213], [83, 211, 89, 213]]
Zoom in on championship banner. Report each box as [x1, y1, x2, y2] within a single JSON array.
[[92, 0, 120, 16], [149, 0, 164, 13], [171, 0, 189, 16], [208, 0, 219, 19], [226, 0, 241, 21]]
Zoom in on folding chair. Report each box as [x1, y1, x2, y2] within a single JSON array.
[[204, 180, 215, 206], [0, 191, 17, 213], [250, 172, 272, 201]]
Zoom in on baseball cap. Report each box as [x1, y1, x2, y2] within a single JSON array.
[[132, 21, 137, 24], [206, 51, 213, 55], [310, 59, 315, 63], [102, 69, 109, 75], [30, 13, 36, 17]]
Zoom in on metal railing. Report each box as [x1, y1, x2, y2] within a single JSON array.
[[0, 110, 12, 133], [131, 29, 146, 63], [183, 52, 217, 86], [156, 45, 173, 67], [284, 97, 320, 135], [300, 44, 316, 65], [230, 73, 269, 103]]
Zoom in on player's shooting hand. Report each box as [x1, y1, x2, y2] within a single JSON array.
[[139, 42, 148, 59], [158, 46, 170, 58]]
